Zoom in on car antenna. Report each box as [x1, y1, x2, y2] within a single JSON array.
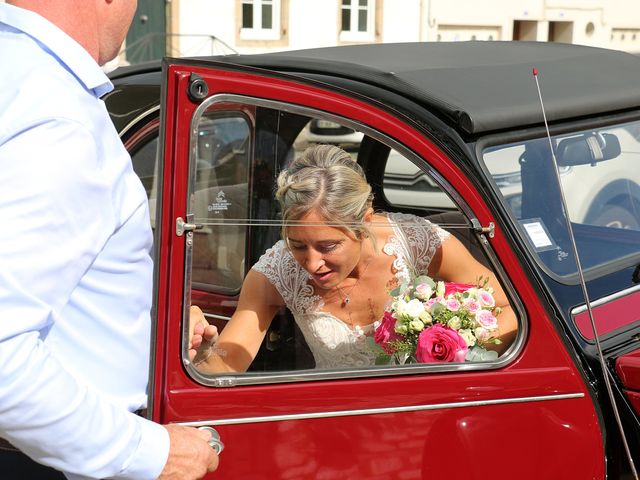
[[533, 67, 639, 480]]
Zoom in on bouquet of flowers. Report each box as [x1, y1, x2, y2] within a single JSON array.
[[372, 275, 502, 364]]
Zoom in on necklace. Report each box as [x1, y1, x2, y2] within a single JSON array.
[[335, 256, 373, 308]]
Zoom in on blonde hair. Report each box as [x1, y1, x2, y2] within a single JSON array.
[[275, 144, 374, 242]]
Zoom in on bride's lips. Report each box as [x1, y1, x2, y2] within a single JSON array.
[[312, 270, 334, 282]]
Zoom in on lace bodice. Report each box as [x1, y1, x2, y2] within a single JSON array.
[[252, 212, 450, 369]]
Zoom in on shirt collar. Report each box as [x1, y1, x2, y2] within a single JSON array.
[[0, 3, 113, 97]]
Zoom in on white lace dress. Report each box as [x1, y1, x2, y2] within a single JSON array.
[[252, 212, 450, 369]]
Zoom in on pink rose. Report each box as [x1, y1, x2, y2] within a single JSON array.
[[463, 298, 480, 314], [478, 290, 496, 308], [475, 309, 498, 329], [445, 298, 461, 312], [416, 324, 468, 363], [374, 311, 402, 354], [414, 283, 434, 301], [444, 282, 473, 297], [425, 296, 445, 308]]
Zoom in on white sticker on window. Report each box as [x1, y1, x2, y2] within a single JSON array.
[[520, 218, 558, 252]]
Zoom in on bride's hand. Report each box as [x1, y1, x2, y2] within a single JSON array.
[[188, 305, 219, 364]]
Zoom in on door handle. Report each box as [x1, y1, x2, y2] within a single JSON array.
[[198, 426, 224, 454]]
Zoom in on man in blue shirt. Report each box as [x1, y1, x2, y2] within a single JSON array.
[[0, 1, 218, 478]]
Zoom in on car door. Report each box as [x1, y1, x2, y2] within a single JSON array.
[[151, 59, 605, 479]]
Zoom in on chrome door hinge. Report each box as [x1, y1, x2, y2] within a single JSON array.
[[471, 218, 495, 238]]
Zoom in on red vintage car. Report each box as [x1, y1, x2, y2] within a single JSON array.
[[105, 41, 640, 479]]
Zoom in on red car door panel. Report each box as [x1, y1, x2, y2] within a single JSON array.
[[151, 61, 605, 479]]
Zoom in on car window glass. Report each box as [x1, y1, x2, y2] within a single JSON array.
[[185, 101, 519, 385], [130, 135, 160, 227], [382, 150, 456, 211], [482, 120, 640, 280], [192, 111, 251, 294]]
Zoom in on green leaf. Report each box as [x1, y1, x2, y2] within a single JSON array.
[[430, 302, 445, 316], [465, 346, 499, 362], [414, 275, 435, 288], [375, 353, 392, 365]]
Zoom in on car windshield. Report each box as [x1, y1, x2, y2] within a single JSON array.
[[482, 119, 640, 281]]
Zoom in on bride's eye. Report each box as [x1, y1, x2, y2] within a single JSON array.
[[318, 242, 339, 253]]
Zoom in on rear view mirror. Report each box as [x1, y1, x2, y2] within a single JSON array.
[[556, 132, 621, 167]]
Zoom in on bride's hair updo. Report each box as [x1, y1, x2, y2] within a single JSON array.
[[275, 144, 374, 242]]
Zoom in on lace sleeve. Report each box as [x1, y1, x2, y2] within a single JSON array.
[[251, 240, 319, 313], [387, 212, 450, 277]]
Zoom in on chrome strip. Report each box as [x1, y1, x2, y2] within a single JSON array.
[[177, 392, 584, 427], [203, 312, 231, 322], [571, 283, 640, 316], [117, 105, 161, 139]]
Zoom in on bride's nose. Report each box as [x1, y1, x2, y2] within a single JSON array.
[[305, 249, 325, 271]]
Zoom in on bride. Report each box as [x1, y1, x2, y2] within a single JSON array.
[[189, 144, 517, 372]]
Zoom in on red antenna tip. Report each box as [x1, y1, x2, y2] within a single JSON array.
[[532, 67, 538, 76]]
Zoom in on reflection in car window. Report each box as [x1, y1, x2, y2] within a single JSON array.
[[383, 150, 456, 211], [186, 103, 518, 384], [483, 120, 640, 279], [130, 135, 159, 227], [192, 113, 251, 294]]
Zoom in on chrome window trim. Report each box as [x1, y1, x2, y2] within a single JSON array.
[[203, 312, 232, 323], [182, 93, 527, 386], [117, 105, 161, 139], [571, 283, 640, 342], [177, 392, 584, 426], [571, 283, 640, 316]]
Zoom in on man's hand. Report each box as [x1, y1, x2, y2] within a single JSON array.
[[159, 424, 219, 479], [188, 305, 219, 363]]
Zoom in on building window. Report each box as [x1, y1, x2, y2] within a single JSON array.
[[241, 0, 281, 40], [340, 0, 375, 42]]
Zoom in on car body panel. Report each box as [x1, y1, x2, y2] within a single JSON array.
[[148, 59, 605, 479], [102, 42, 640, 479]]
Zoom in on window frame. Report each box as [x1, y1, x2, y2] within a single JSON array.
[[191, 109, 253, 296], [183, 93, 525, 388], [240, 0, 282, 41], [339, 0, 376, 43]]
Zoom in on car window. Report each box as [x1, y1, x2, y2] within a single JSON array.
[[130, 134, 160, 227], [482, 119, 640, 281], [191, 111, 251, 294], [185, 100, 519, 385]]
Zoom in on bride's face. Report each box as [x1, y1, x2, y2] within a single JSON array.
[[286, 210, 362, 290]]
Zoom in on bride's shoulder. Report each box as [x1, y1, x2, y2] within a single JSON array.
[[254, 240, 298, 271]]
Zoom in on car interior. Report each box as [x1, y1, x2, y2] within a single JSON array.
[[129, 103, 502, 374]]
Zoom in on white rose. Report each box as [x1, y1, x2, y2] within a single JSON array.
[[398, 298, 425, 319], [395, 323, 409, 335], [414, 283, 433, 301], [435, 281, 445, 297], [474, 327, 493, 342], [409, 319, 425, 332], [458, 328, 477, 347], [419, 311, 433, 324], [447, 316, 462, 330]]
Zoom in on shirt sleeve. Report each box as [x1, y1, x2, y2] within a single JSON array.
[[0, 118, 169, 479]]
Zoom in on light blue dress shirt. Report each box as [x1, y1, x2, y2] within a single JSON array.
[[0, 4, 169, 479]]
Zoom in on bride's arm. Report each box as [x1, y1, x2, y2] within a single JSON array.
[[428, 234, 518, 352], [189, 269, 285, 373]]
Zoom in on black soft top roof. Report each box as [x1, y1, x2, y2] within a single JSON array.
[[217, 41, 640, 135]]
